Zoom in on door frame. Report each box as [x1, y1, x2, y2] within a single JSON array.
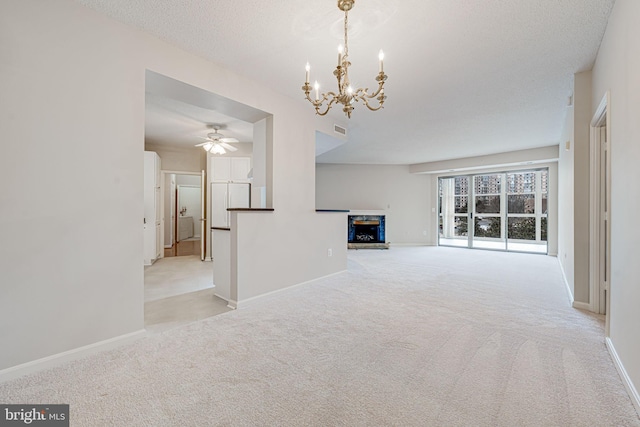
[[589, 91, 611, 332], [159, 170, 204, 259]]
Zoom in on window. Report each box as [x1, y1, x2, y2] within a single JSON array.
[[439, 169, 548, 253]]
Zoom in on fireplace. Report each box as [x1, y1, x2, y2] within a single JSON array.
[[348, 215, 389, 249]]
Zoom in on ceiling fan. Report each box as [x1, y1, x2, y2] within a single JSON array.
[[195, 126, 239, 154]]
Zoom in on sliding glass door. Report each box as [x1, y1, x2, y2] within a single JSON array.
[[438, 176, 469, 247], [439, 169, 548, 254], [472, 173, 506, 250]]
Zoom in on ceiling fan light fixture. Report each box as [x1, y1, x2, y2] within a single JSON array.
[[195, 126, 240, 155], [210, 144, 226, 155]]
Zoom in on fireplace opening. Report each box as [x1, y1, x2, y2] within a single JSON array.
[[348, 215, 386, 247], [353, 221, 381, 242]]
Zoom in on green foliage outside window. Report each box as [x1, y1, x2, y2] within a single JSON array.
[[508, 217, 536, 240]]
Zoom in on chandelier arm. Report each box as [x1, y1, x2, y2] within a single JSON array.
[[302, 87, 335, 106], [315, 96, 339, 116], [353, 91, 383, 111], [364, 73, 387, 98], [360, 96, 384, 111], [312, 91, 338, 106]]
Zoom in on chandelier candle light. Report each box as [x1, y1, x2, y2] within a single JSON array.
[[302, 0, 387, 118]]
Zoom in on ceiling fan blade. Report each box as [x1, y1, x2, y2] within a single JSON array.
[[194, 141, 212, 147], [219, 142, 238, 152], [219, 137, 239, 143]]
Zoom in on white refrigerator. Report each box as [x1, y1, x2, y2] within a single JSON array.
[[210, 182, 251, 228]]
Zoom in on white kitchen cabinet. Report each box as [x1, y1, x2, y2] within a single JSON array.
[[144, 151, 161, 265], [211, 157, 251, 183], [230, 157, 251, 182]]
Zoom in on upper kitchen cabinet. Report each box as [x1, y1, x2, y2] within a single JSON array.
[[211, 157, 251, 183]]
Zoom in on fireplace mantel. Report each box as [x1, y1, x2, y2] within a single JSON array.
[[348, 209, 387, 216]]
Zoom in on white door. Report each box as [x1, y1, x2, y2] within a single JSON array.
[[211, 183, 229, 228], [599, 125, 610, 315], [163, 174, 176, 248], [155, 186, 161, 258], [143, 151, 159, 265], [200, 170, 206, 261]]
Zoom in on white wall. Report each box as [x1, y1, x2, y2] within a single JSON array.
[[572, 71, 593, 304], [410, 146, 559, 174], [252, 119, 268, 208], [145, 144, 205, 172], [557, 107, 575, 298], [557, 71, 592, 305], [316, 164, 432, 245], [177, 186, 201, 238], [0, 0, 345, 372], [175, 175, 200, 186], [591, 0, 640, 405], [177, 186, 200, 220]]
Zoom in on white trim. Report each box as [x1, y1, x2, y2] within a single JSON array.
[[388, 243, 434, 247], [588, 120, 601, 313], [348, 209, 387, 216], [572, 301, 591, 311], [0, 330, 146, 383], [591, 92, 610, 127], [213, 292, 237, 310], [589, 91, 611, 315], [159, 170, 203, 260], [558, 258, 574, 305], [606, 337, 640, 416], [238, 270, 347, 307]]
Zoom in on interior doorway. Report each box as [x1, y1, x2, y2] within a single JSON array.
[[162, 172, 203, 258], [589, 92, 611, 333]]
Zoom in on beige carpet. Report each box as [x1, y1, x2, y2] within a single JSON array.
[[1, 247, 639, 426]]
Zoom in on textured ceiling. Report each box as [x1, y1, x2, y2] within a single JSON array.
[[145, 93, 254, 148], [77, 0, 615, 164]]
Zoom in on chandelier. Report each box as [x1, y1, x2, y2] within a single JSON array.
[[302, 0, 387, 118]]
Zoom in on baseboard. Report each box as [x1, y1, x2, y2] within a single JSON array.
[[572, 301, 591, 311], [558, 262, 593, 312], [606, 337, 640, 416], [388, 243, 435, 247], [557, 259, 574, 306], [213, 292, 237, 310], [238, 270, 347, 307], [0, 330, 146, 383]]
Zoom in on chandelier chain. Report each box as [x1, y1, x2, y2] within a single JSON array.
[[344, 9, 349, 59]]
